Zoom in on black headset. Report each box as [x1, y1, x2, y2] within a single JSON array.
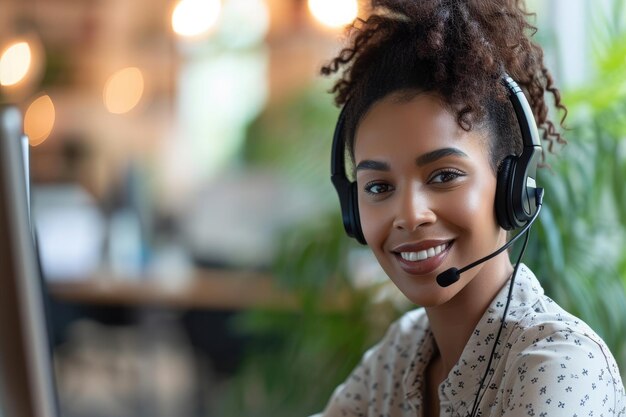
[[330, 75, 542, 244]]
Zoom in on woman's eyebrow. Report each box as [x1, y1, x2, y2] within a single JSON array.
[[355, 148, 468, 172], [355, 160, 390, 172], [416, 147, 468, 167]]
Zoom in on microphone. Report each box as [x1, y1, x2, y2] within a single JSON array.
[[436, 188, 544, 288]]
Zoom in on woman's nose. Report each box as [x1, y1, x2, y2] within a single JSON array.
[[391, 187, 436, 231]]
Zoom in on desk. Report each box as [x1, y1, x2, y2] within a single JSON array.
[[47, 268, 350, 311]]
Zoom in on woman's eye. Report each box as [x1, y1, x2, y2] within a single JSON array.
[[364, 182, 393, 195], [429, 169, 465, 184]]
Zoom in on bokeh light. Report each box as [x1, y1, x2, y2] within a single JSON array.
[[0, 41, 32, 86], [24, 94, 56, 146], [307, 0, 358, 28], [171, 0, 222, 38], [103, 67, 145, 114]]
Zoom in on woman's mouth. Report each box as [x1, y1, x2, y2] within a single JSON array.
[[398, 242, 449, 261], [393, 240, 454, 275]]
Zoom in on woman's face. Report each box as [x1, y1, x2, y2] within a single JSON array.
[[354, 92, 506, 307]]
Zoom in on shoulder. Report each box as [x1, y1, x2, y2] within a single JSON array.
[[506, 270, 617, 375], [508, 293, 617, 371], [350, 308, 429, 364], [350, 307, 428, 375], [501, 299, 626, 415], [385, 308, 429, 346]]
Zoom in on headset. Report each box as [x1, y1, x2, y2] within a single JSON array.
[[330, 75, 542, 243]]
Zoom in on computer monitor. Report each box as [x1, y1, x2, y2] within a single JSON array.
[[0, 104, 59, 417]]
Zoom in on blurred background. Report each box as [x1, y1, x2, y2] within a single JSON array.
[[1, 0, 625, 416]]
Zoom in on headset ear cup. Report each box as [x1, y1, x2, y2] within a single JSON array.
[[349, 182, 366, 244], [495, 156, 516, 231]]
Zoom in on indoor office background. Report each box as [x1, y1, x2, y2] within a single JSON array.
[[1, 0, 625, 416]]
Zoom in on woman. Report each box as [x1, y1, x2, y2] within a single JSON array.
[[314, 0, 626, 416]]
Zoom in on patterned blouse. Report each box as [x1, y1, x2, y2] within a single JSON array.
[[313, 264, 626, 416]]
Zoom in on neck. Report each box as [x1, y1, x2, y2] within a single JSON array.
[[425, 252, 514, 375]]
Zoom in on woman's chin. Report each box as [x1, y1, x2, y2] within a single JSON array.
[[396, 282, 458, 308]]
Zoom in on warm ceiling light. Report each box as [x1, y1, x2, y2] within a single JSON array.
[[171, 0, 221, 38], [308, 0, 358, 28], [0, 41, 32, 86], [24, 94, 55, 146], [103, 67, 145, 114]]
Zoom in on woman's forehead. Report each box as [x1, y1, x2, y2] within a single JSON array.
[[354, 92, 489, 162]]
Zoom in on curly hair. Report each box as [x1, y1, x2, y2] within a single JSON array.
[[321, 0, 567, 173]]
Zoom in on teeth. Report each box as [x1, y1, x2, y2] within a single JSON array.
[[400, 243, 448, 262]]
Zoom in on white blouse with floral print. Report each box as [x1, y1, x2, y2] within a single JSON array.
[[313, 264, 626, 417]]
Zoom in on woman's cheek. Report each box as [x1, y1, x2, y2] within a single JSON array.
[[438, 180, 496, 241], [456, 177, 500, 232], [360, 204, 384, 247]]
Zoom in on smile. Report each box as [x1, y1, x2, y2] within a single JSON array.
[[399, 243, 448, 262], [392, 240, 454, 275]]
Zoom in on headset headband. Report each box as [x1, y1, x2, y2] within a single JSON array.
[[500, 75, 542, 219]]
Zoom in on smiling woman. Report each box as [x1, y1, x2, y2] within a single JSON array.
[[312, 0, 626, 416], [354, 93, 502, 309]]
